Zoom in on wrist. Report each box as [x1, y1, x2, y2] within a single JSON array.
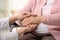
[[38, 16, 45, 23], [16, 27, 26, 35], [9, 16, 17, 25], [41, 16, 45, 23]]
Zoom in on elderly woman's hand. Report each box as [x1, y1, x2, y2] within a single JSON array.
[[16, 24, 37, 35], [13, 12, 31, 21], [9, 12, 31, 25], [21, 16, 44, 26], [26, 24, 37, 32]]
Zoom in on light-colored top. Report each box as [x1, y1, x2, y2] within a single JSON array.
[[18, 0, 60, 40], [0, 18, 18, 40], [42, 0, 54, 16], [36, 0, 54, 33], [17, 0, 54, 33]]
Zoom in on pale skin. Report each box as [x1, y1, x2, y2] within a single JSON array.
[[21, 15, 44, 26], [16, 24, 37, 35], [18, 14, 44, 35], [9, 12, 37, 35], [10, 12, 44, 35]]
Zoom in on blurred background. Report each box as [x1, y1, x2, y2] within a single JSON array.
[[0, 0, 29, 18]]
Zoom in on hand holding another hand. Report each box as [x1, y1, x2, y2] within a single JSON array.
[[16, 24, 37, 35], [13, 12, 31, 21], [21, 16, 44, 26], [9, 12, 31, 25]]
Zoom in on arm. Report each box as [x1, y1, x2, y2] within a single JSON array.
[[0, 12, 31, 40], [0, 18, 18, 40], [0, 11, 31, 31], [21, 13, 60, 26], [0, 18, 33, 40], [43, 13, 60, 26]]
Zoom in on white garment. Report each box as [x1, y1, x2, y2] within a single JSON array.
[[0, 18, 18, 40], [35, 0, 54, 33]]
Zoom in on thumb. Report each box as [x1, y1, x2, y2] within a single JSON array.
[[23, 12, 31, 18], [22, 12, 31, 16]]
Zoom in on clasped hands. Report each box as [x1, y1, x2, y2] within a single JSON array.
[[12, 12, 44, 35]]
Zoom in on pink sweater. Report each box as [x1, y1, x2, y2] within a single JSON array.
[[19, 0, 60, 40]]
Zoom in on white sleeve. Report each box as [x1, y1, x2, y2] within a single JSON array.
[[0, 18, 18, 40], [0, 18, 11, 31]]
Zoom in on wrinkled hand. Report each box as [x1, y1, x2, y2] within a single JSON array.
[[26, 24, 37, 32], [9, 12, 31, 25], [13, 12, 31, 21], [16, 24, 37, 35], [21, 16, 43, 26], [16, 27, 27, 35]]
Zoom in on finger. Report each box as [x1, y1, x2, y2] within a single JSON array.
[[23, 17, 37, 25], [23, 17, 34, 26], [27, 25, 33, 29], [22, 12, 31, 16], [22, 17, 32, 26], [25, 26, 31, 32], [27, 24, 37, 31], [28, 24, 36, 31], [31, 24, 36, 28], [31, 24, 37, 29], [22, 12, 30, 15], [32, 24, 37, 27], [30, 14, 37, 17], [28, 24, 36, 29], [24, 15, 30, 18], [23, 13, 30, 16], [23, 21, 32, 26]]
